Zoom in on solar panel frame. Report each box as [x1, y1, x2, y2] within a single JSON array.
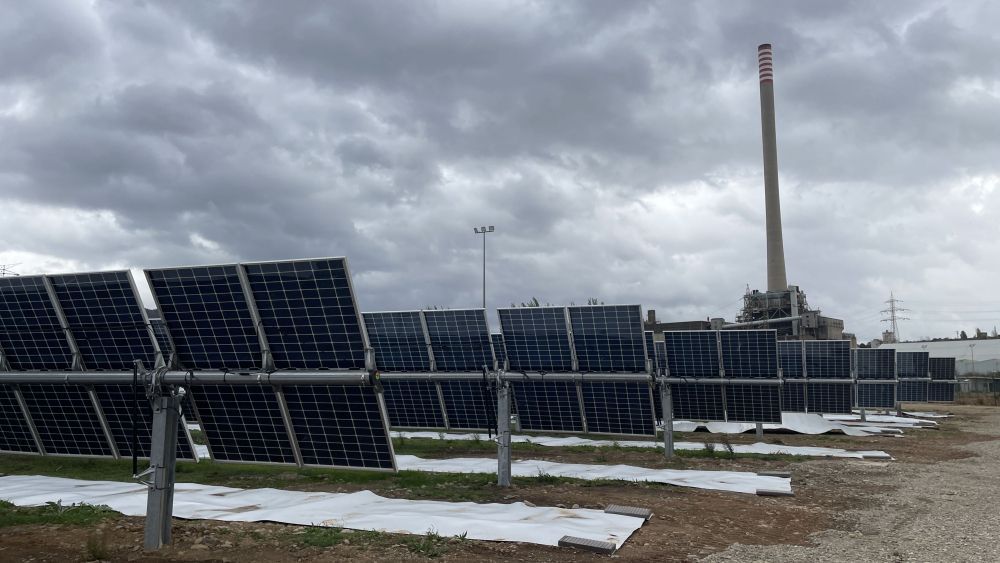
[[781, 380, 807, 412], [856, 382, 896, 409], [510, 379, 583, 432], [928, 381, 956, 402], [0, 275, 75, 370], [724, 383, 782, 423], [188, 383, 297, 465], [423, 309, 495, 373], [719, 330, 779, 379], [896, 351, 930, 380], [92, 383, 196, 460], [567, 305, 647, 373], [380, 378, 447, 429], [498, 307, 574, 373], [778, 341, 804, 379], [667, 382, 725, 421], [898, 379, 929, 403], [807, 382, 853, 414], [663, 331, 720, 378], [439, 378, 497, 431], [363, 311, 432, 372], [580, 380, 656, 436], [803, 340, 852, 380], [854, 348, 896, 380], [17, 383, 115, 457], [928, 357, 957, 381]]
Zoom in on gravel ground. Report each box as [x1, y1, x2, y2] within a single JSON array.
[[704, 406, 1000, 563]]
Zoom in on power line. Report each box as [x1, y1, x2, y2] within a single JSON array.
[[0, 264, 20, 277], [880, 291, 909, 343]]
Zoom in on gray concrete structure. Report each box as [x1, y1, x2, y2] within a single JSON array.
[[758, 43, 788, 292]]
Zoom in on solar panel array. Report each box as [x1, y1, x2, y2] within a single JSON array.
[[853, 348, 898, 409], [568, 305, 646, 373], [0, 276, 74, 370], [498, 307, 573, 372], [927, 357, 957, 403], [778, 341, 852, 414]]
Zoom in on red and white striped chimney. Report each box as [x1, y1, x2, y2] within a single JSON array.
[[757, 43, 787, 292]]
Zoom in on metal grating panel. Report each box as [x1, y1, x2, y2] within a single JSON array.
[[50, 271, 156, 371], [663, 331, 720, 378], [439, 378, 496, 431], [580, 380, 654, 435], [668, 383, 725, 421], [381, 379, 445, 428], [778, 341, 803, 379], [0, 384, 38, 453], [93, 383, 194, 459], [929, 357, 957, 381], [281, 385, 395, 470], [510, 379, 582, 432], [244, 259, 366, 370], [855, 348, 896, 380], [191, 384, 295, 464], [856, 382, 896, 409], [803, 340, 851, 379], [720, 330, 778, 378], [423, 309, 493, 372], [568, 305, 646, 373], [146, 266, 261, 371], [364, 312, 431, 372], [18, 383, 113, 456], [0, 276, 74, 370], [724, 383, 781, 423], [498, 307, 573, 372]]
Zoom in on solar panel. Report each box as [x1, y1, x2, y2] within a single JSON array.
[[720, 330, 778, 378], [854, 348, 896, 380], [281, 384, 395, 470], [150, 318, 173, 362], [781, 381, 806, 412], [498, 307, 573, 372], [49, 271, 156, 371], [244, 259, 366, 370], [146, 265, 261, 371], [807, 382, 853, 414], [0, 276, 74, 370], [928, 381, 956, 402], [856, 382, 896, 409], [18, 383, 113, 456], [804, 341, 851, 379], [778, 341, 803, 379], [0, 384, 39, 453], [491, 333, 507, 370], [725, 383, 781, 423], [423, 309, 494, 372], [580, 380, 654, 435], [363, 312, 431, 372], [92, 383, 195, 459], [653, 341, 667, 375], [190, 384, 295, 464], [439, 378, 496, 430], [898, 380, 929, 402], [896, 351, 930, 379], [929, 357, 957, 380], [668, 383, 725, 421], [510, 379, 582, 432], [568, 305, 646, 373], [380, 379, 445, 428], [663, 331, 719, 378]]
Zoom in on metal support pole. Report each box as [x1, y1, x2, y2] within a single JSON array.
[[859, 408, 867, 422], [496, 382, 512, 487], [660, 383, 674, 459], [142, 393, 181, 550], [755, 422, 764, 440]]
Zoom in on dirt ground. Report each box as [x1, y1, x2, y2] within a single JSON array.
[[0, 404, 996, 562]]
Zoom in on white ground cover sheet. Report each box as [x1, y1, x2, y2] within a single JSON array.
[[393, 455, 791, 495], [824, 414, 939, 428], [393, 431, 892, 460], [0, 475, 643, 549], [677, 413, 900, 436], [903, 411, 950, 419]]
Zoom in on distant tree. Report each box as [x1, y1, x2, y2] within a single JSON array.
[[586, 297, 605, 305], [516, 297, 541, 308], [960, 330, 968, 340]]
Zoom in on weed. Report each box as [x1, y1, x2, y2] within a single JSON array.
[[188, 429, 207, 445], [300, 527, 345, 547], [84, 531, 111, 561], [0, 500, 116, 529], [702, 442, 717, 457], [471, 433, 481, 443], [719, 436, 735, 458], [405, 529, 449, 557]]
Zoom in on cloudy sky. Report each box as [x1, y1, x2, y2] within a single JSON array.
[[2, 1, 999, 342]]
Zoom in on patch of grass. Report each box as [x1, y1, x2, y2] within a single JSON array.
[[188, 429, 206, 445], [702, 442, 717, 457], [719, 436, 736, 458], [85, 530, 111, 561], [0, 500, 116, 529], [403, 529, 450, 558], [299, 527, 347, 547]]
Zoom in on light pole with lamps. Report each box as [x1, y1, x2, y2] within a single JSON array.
[[473, 226, 495, 309], [969, 343, 976, 375]]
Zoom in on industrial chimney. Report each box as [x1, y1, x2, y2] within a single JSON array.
[[757, 43, 788, 292]]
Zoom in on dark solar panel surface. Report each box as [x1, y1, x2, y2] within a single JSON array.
[[580, 380, 654, 435], [491, 333, 506, 369], [663, 331, 719, 378], [778, 341, 803, 379], [898, 380, 929, 402], [147, 266, 260, 370], [93, 384, 194, 459], [498, 308, 573, 372], [781, 381, 806, 412], [380, 379, 445, 428], [511, 380, 581, 432], [855, 348, 896, 380], [928, 381, 956, 402], [654, 341, 667, 375], [807, 382, 853, 414], [364, 312, 430, 372], [929, 357, 957, 380], [190, 384, 295, 464], [720, 330, 778, 378], [568, 305, 646, 373], [804, 340, 851, 379], [0, 276, 73, 370], [856, 382, 896, 408], [18, 383, 113, 456], [150, 318, 172, 361], [644, 331, 655, 366], [668, 383, 725, 421], [725, 383, 781, 422], [245, 259, 366, 370], [0, 384, 38, 453], [423, 309, 493, 372], [281, 385, 394, 469], [50, 272, 155, 371], [439, 378, 496, 430], [896, 351, 930, 379]]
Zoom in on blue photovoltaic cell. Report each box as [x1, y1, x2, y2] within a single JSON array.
[[668, 383, 725, 421], [778, 341, 803, 379], [18, 383, 113, 456], [720, 330, 778, 378], [929, 357, 957, 380], [781, 381, 806, 412], [807, 382, 853, 414], [663, 332, 719, 378], [654, 341, 667, 375], [380, 379, 445, 428], [191, 384, 295, 464], [804, 340, 851, 379], [423, 309, 494, 372], [499, 308, 573, 372], [245, 259, 366, 370], [491, 333, 507, 369], [568, 305, 646, 373], [147, 265, 260, 371], [725, 383, 781, 422], [581, 380, 654, 435], [150, 318, 173, 362], [364, 312, 431, 372], [0, 276, 73, 370], [0, 384, 38, 453], [928, 381, 956, 402], [857, 382, 896, 408], [511, 380, 582, 432], [92, 384, 194, 459], [50, 272, 156, 371], [898, 380, 929, 402], [896, 351, 930, 379], [855, 348, 896, 380], [281, 385, 395, 470], [439, 378, 496, 430], [644, 331, 655, 365]]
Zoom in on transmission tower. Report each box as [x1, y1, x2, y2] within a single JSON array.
[[0, 264, 20, 277], [880, 291, 909, 343]]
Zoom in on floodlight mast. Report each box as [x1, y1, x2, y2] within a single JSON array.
[[473, 226, 495, 309]]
